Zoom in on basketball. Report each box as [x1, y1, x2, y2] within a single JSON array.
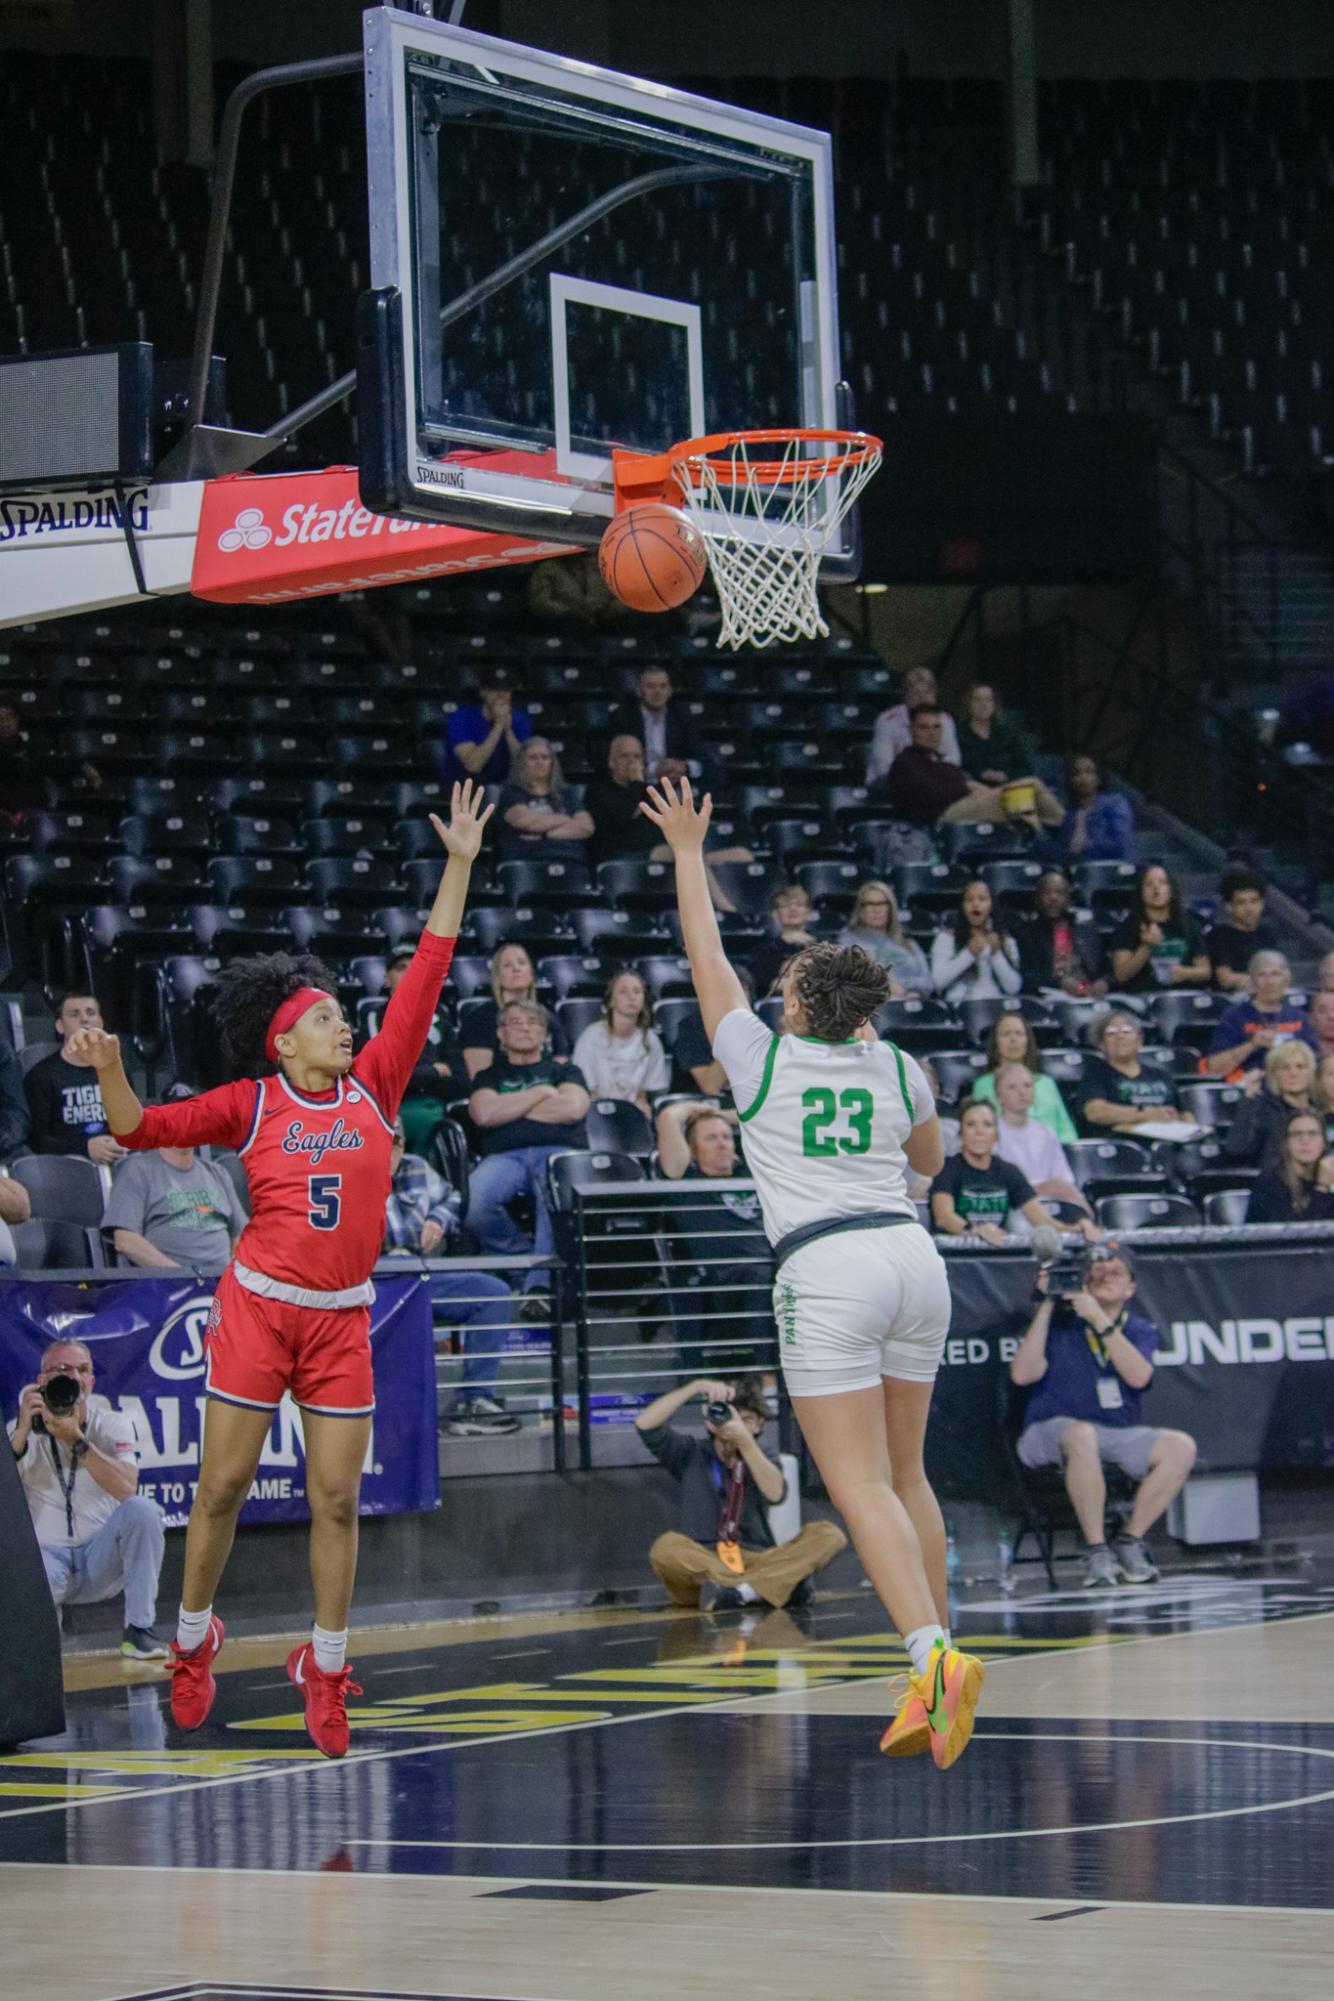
[[597, 501, 708, 612]]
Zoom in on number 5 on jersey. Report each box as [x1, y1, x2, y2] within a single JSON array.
[[801, 1086, 874, 1156], [308, 1173, 342, 1229]]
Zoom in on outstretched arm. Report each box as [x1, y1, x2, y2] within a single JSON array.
[[640, 778, 748, 1041], [65, 1034, 256, 1149], [424, 779, 495, 938]]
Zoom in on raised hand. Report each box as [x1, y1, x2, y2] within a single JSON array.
[[430, 779, 495, 863], [67, 1027, 122, 1072], [638, 775, 713, 851]]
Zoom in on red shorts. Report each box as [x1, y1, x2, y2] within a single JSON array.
[[205, 1266, 375, 1418]]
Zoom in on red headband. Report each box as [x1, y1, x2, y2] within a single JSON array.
[[265, 987, 334, 1064]]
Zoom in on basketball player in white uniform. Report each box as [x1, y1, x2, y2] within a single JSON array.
[[641, 777, 984, 1769]]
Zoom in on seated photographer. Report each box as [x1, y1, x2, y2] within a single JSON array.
[[930, 1098, 1089, 1245], [1009, 1248, 1196, 1588], [7, 1338, 167, 1658], [635, 1375, 846, 1609]]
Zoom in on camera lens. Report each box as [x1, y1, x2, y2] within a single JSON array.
[[40, 1373, 81, 1415], [704, 1400, 732, 1426]]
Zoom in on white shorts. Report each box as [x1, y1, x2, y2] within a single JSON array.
[[772, 1223, 951, 1398]]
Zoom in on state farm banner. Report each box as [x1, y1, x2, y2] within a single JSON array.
[[190, 461, 572, 605], [0, 1273, 438, 1525]]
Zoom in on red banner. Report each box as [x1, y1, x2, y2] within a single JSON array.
[[190, 463, 572, 605]]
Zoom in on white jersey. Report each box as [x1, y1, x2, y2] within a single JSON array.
[[712, 1009, 934, 1247]]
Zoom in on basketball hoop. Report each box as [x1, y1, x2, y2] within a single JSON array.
[[662, 429, 882, 651]]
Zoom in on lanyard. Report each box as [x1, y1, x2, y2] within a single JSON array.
[[710, 1453, 747, 1543], [1081, 1308, 1129, 1371], [47, 1437, 80, 1539]]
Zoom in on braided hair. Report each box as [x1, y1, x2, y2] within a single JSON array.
[[788, 941, 892, 1042], [212, 951, 340, 1078]]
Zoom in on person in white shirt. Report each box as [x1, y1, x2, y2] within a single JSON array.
[[992, 1064, 1095, 1220], [867, 666, 961, 783], [930, 879, 1023, 1001], [7, 1337, 166, 1660], [640, 774, 985, 1773], [571, 970, 670, 1116]]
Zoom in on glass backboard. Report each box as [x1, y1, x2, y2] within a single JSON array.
[[359, 7, 852, 562]]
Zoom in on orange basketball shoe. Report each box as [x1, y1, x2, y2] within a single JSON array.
[[917, 1640, 986, 1771], [879, 1674, 930, 1758], [169, 1615, 225, 1731], [287, 1642, 363, 1759]]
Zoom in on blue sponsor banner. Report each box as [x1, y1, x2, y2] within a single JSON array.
[[0, 1273, 438, 1525]]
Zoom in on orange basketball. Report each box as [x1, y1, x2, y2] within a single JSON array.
[[598, 501, 708, 613]]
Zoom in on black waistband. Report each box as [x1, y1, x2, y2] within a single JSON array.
[[772, 1210, 915, 1274]]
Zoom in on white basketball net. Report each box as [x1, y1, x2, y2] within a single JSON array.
[[669, 431, 883, 652]]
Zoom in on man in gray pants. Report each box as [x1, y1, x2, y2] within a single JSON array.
[[8, 1337, 167, 1658]]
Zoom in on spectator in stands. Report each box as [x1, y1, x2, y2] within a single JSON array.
[[670, 967, 755, 1099], [585, 735, 751, 906], [102, 1099, 241, 1273], [867, 666, 961, 782], [837, 880, 933, 994], [1206, 864, 1281, 992], [992, 1065, 1097, 1225], [0, 700, 47, 814], [379, 943, 466, 1128], [1319, 1054, 1334, 1142], [609, 664, 707, 785], [1108, 864, 1210, 993], [904, 1060, 961, 1202], [344, 585, 417, 669], [885, 706, 1063, 831], [462, 944, 571, 1080], [1223, 1041, 1319, 1172], [439, 670, 532, 789], [635, 1376, 846, 1610], [1319, 952, 1334, 994], [0, 1038, 30, 1158], [1204, 951, 1316, 1078], [1246, 1110, 1334, 1223], [1077, 1010, 1192, 1134], [24, 995, 129, 1165], [957, 682, 1039, 786], [1019, 868, 1107, 996], [8, 1337, 167, 1659], [930, 1099, 1070, 1243], [572, 970, 669, 1116], [970, 1012, 1079, 1143], [382, 1117, 519, 1437], [1047, 754, 1135, 865], [654, 1105, 771, 1366], [930, 879, 1023, 1002], [498, 738, 594, 863], [656, 1100, 742, 1180], [749, 881, 820, 996], [1308, 989, 1334, 1063], [1010, 1251, 1195, 1588], [465, 1000, 591, 1313]]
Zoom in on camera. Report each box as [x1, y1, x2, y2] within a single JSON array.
[[31, 1370, 82, 1435], [704, 1400, 733, 1427], [1045, 1245, 1093, 1296]]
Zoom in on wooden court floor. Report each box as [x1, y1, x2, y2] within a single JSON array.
[[4, 1566, 1334, 2001]]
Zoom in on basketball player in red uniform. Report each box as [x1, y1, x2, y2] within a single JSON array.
[[69, 781, 494, 1757]]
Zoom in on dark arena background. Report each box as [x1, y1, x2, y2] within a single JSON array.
[[2, 3, 1334, 1997]]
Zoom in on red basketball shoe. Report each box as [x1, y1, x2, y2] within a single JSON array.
[[169, 1615, 225, 1730], [287, 1642, 363, 1759]]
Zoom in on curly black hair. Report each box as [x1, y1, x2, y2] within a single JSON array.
[[788, 941, 892, 1042], [212, 951, 340, 1078]]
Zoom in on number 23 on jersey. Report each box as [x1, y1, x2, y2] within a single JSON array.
[[801, 1086, 873, 1156]]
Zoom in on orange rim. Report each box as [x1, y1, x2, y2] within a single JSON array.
[[667, 427, 883, 489]]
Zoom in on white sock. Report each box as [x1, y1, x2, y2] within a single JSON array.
[[175, 1604, 213, 1653], [905, 1624, 946, 1679], [312, 1623, 348, 1674], [736, 1581, 759, 1604], [943, 1628, 952, 1650]]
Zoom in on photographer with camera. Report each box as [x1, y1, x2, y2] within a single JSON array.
[[1009, 1247, 1196, 1588], [7, 1338, 166, 1658], [635, 1375, 846, 1610]]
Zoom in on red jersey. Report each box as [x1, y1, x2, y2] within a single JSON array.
[[123, 931, 455, 1297]]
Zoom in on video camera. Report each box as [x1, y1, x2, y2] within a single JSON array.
[[1032, 1225, 1094, 1298]]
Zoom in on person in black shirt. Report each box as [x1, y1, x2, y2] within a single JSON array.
[[608, 663, 709, 786], [24, 994, 128, 1166], [1018, 869, 1107, 996], [1206, 864, 1281, 993], [929, 1099, 1065, 1244], [634, 1374, 846, 1609], [1077, 1010, 1192, 1135], [585, 735, 664, 866], [1108, 863, 1210, 993], [1246, 1108, 1334, 1222], [464, 1000, 590, 1307]]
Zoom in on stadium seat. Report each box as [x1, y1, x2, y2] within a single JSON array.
[[1204, 1189, 1255, 1228], [11, 1154, 106, 1227], [547, 1149, 646, 1211], [554, 997, 603, 1044], [537, 955, 609, 1000], [652, 998, 701, 1051], [1095, 1192, 1202, 1231], [585, 1099, 654, 1156], [1065, 1139, 1165, 1198], [1177, 1081, 1247, 1129], [928, 1050, 988, 1102]]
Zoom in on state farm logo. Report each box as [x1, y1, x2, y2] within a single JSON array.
[[149, 1296, 215, 1379], [218, 506, 272, 554]]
